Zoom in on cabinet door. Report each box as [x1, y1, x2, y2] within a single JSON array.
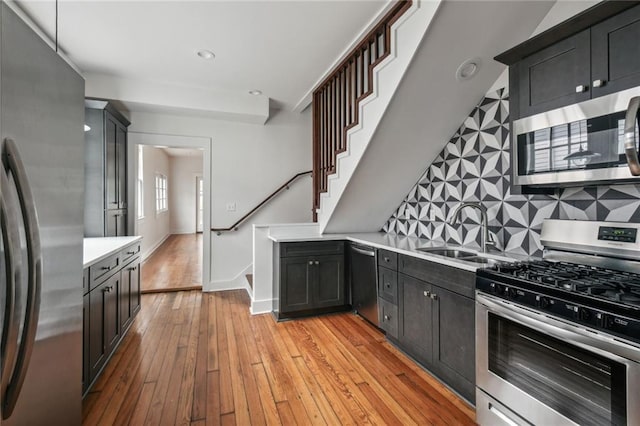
[[280, 257, 313, 313], [591, 5, 640, 97], [104, 273, 121, 355], [315, 254, 345, 308], [120, 263, 132, 333], [518, 29, 591, 118], [82, 293, 90, 394], [130, 259, 141, 316], [398, 274, 433, 364], [105, 114, 118, 210], [116, 124, 127, 209], [105, 209, 126, 237], [88, 280, 108, 382], [432, 286, 475, 403]]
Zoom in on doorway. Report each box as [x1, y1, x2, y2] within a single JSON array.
[[128, 132, 211, 292]]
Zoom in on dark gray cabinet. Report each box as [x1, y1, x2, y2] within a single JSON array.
[[591, 5, 640, 97], [517, 30, 591, 117], [84, 99, 130, 237], [83, 241, 142, 397], [500, 4, 640, 120], [398, 274, 433, 364], [395, 254, 476, 403], [275, 241, 347, 319]]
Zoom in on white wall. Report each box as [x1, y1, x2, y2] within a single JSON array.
[[128, 108, 312, 290], [169, 154, 204, 234], [138, 145, 171, 259]]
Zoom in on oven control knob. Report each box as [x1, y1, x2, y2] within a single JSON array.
[[508, 288, 519, 299], [596, 312, 612, 329], [536, 295, 550, 309], [578, 307, 591, 321]]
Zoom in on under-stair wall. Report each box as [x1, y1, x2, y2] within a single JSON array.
[[317, 0, 556, 234]]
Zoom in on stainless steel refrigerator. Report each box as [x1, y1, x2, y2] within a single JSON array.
[[0, 3, 84, 424]]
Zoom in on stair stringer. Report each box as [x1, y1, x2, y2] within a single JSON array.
[[317, 0, 441, 233]]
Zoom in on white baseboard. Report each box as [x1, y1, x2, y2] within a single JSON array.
[[170, 229, 197, 235], [141, 233, 171, 261], [250, 298, 273, 315], [205, 264, 252, 297]]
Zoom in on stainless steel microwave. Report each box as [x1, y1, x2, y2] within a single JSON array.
[[513, 86, 640, 187]]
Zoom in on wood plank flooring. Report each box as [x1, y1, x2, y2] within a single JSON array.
[[141, 234, 203, 293], [83, 289, 476, 425]]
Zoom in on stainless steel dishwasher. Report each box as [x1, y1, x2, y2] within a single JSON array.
[[349, 243, 379, 327]]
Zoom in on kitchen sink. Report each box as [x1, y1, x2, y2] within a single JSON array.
[[460, 256, 504, 266], [416, 247, 476, 258]]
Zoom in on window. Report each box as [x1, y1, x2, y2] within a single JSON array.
[[137, 145, 144, 219], [155, 173, 168, 212]]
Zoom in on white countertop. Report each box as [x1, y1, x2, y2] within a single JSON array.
[[83, 236, 143, 268], [269, 232, 530, 272]]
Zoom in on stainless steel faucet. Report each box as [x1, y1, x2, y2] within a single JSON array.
[[449, 202, 496, 253]]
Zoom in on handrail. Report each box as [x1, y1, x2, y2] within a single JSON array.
[[312, 0, 413, 221], [211, 171, 312, 235]]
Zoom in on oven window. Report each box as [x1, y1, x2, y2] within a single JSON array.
[[488, 313, 627, 426]]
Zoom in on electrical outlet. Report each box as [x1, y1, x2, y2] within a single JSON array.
[[429, 207, 436, 221], [226, 202, 236, 212]]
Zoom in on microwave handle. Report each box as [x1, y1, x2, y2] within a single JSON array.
[[624, 96, 640, 176]]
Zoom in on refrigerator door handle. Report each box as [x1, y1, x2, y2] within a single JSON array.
[[624, 96, 640, 176], [0, 166, 22, 406], [1, 138, 42, 419]]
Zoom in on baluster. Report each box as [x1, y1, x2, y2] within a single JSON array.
[[341, 69, 346, 150], [337, 71, 342, 153]]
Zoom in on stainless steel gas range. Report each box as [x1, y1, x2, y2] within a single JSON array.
[[475, 219, 640, 426]]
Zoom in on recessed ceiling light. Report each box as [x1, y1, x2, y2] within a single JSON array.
[[84, 124, 91, 132], [456, 58, 481, 81], [249, 90, 262, 96], [197, 49, 215, 60]]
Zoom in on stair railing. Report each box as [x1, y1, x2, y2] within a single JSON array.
[[211, 171, 312, 235], [312, 0, 413, 220]]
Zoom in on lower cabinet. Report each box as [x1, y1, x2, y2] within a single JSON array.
[[396, 254, 476, 403], [83, 242, 142, 396], [276, 241, 347, 319]]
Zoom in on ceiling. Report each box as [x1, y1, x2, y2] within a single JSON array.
[[16, 0, 389, 116]]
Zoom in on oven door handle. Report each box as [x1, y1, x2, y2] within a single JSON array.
[[476, 293, 640, 363], [624, 96, 640, 176]]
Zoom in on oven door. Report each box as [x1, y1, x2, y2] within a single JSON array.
[[476, 293, 640, 426]]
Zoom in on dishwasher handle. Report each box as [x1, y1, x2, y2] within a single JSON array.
[[351, 245, 375, 257]]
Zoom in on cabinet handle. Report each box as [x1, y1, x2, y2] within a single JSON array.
[[385, 283, 391, 288], [384, 315, 391, 321], [129, 266, 137, 271], [308, 261, 313, 265], [575, 84, 588, 93], [101, 266, 111, 271], [423, 290, 430, 297], [430, 293, 438, 300], [314, 261, 319, 265], [592, 79, 605, 88], [126, 251, 135, 255], [384, 257, 390, 262]]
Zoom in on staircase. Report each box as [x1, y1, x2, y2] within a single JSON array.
[[312, 0, 555, 233]]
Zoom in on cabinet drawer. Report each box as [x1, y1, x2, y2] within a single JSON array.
[[89, 253, 120, 290], [281, 241, 344, 257], [378, 267, 397, 304], [379, 298, 398, 338], [121, 242, 141, 264], [377, 249, 397, 270], [399, 254, 475, 298]]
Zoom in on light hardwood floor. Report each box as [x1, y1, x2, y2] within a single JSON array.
[[82, 289, 476, 425], [141, 234, 203, 293]]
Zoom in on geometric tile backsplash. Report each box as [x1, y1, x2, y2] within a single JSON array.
[[382, 87, 640, 257]]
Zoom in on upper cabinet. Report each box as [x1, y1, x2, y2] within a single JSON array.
[[497, 2, 640, 120], [84, 99, 131, 237]]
